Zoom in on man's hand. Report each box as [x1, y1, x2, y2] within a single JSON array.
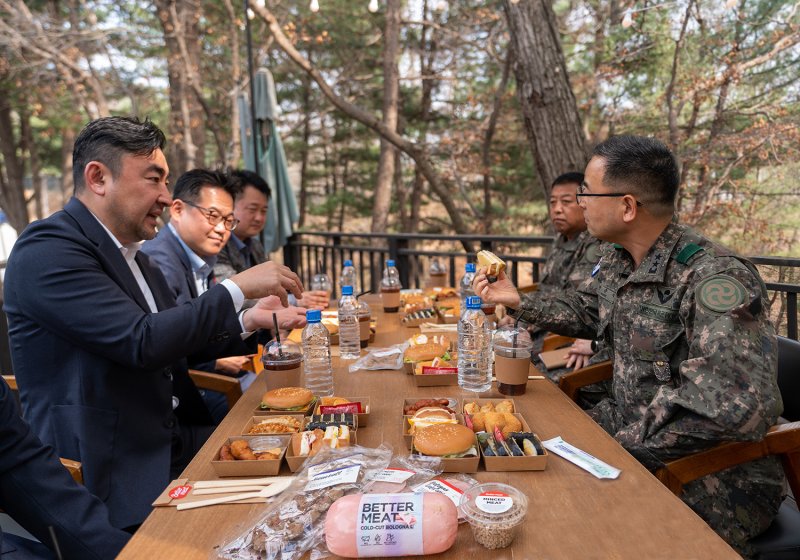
[[565, 338, 595, 371], [215, 356, 252, 375], [230, 262, 303, 307], [473, 268, 521, 308], [295, 290, 331, 310], [243, 300, 308, 332]]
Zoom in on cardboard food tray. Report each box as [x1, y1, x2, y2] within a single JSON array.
[[413, 366, 458, 387], [473, 413, 548, 471], [285, 430, 357, 472], [241, 414, 306, 436], [410, 428, 480, 473], [153, 478, 269, 507], [211, 435, 289, 477], [313, 396, 370, 427]]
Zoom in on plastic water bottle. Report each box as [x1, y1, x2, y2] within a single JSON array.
[[459, 263, 476, 314], [341, 259, 359, 294], [380, 259, 402, 313], [458, 295, 492, 393], [302, 309, 334, 397], [338, 285, 361, 360]]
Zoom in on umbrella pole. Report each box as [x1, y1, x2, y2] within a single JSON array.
[[244, 0, 260, 176]]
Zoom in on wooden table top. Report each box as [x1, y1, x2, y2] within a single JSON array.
[[118, 297, 738, 559]]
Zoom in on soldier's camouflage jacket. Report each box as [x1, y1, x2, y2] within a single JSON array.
[[508, 222, 784, 553], [538, 230, 607, 293]]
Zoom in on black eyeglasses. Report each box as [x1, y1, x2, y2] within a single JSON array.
[[576, 183, 643, 207], [181, 200, 239, 231]]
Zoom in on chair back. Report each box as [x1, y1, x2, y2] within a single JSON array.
[[777, 336, 800, 422]]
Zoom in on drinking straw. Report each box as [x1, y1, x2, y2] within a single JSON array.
[[356, 289, 372, 298], [272, 313, 283, 357], [512, 316, 523, 359], [317, 259, 323, 275]]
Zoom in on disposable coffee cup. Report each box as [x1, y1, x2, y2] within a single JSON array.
[[358, 301, 371, 349], [381, 286, 401, 313], [493, 326, 533, 396], [261, 340, 303, 391]]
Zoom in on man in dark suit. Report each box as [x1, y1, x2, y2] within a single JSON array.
[[3, 116, 303, 530], [142, 169, 306, 421], [0, 377, 129, 559]]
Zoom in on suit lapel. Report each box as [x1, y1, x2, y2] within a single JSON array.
[[63, 198, 153, 312], [162, 227, 199, 299]]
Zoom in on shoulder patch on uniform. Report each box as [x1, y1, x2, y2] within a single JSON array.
[[675, 243, 704, 264], [584, 243, 602, 264], [613, 243, 623, 250], [696, 274, 748, 312]]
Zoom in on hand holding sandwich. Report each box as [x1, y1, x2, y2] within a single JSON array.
[[472, 249, 521, 308]]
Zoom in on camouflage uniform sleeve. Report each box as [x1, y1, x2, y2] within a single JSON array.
[[613, 263, 781, 471], [507, 276, 601, 341]]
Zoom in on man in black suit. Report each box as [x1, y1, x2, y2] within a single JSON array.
[[3, 116, 303, 530], [0, 377, 129, 559], [142, 169, 306, 421]]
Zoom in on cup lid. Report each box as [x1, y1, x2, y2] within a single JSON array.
[[493, 326, 533, 351], [261, 340, 302, 365]]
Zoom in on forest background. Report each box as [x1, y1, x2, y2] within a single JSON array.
[[0, 0, 798, 259]]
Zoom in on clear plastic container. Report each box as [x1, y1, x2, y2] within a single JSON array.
[[261, 339, 304, 391], [493, 326, 534, 396], [458, 296, 492, 393], [340, 259, 359, 294], [427, 256, 447, 288], [459, 482, 529, 549], [338, 286, 361, 360], [357, 300, 371, 349], [459, 262, 476, 315], [380, 259, 402, 313], [310, 271, 333, 302]]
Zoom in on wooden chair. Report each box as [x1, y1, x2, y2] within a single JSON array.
[[2, 374, 17, 390], [557, 360, 613, 402], [541, 334, 575, 352], [188, 369, 243, 410], [518, 283, 539, 294]]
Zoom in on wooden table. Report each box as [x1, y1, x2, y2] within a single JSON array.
[[119, 297, 738, 559]]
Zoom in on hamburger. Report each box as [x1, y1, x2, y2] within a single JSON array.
[[407, 406, 457, 435], [477, 250, 506, 281], [413, 423, 478, 458], [260, 387, 316, 411], [404, 335, 451, 363]]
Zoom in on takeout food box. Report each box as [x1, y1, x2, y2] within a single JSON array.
[[284, 428, 357, 472], [313, 396, 370, 427], [467, 412, 548, 471], [241, 415, 305, 436], [413, 363, 458, 387], [401, 397, 461, 450], [402, 411, 464, 450], [211, 435, 289, 477]]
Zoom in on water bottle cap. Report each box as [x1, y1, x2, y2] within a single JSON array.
[[465, 262, 476, 273], [306, 309, 322, 322], [386, 259, 396, 267], [466, 295, 482, 309], [344, 259, 353, 267], [341, 285, 354, 296]]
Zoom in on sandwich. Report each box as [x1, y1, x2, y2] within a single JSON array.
[[476, 250, 506, 282], [259, 387, 316, 412], [407, 407, 457, 435], [247, 416, 302, 434], [404, 335, 451, 363], [413, 423, 478, 458], [291, 428, 325, 457]]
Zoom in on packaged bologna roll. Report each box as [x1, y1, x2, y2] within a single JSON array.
[[325, 492, 458, 557], [459, 482, 528, 549]]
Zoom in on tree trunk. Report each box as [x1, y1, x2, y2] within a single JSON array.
[[60, 126, 75, 205], [371, 0, 401, 234], [0, 95, 29, 232], [253, 3, 476, 252], [298, 54, 313, 228], [503, 0, 587, 194], [19, 108, 44, 220]]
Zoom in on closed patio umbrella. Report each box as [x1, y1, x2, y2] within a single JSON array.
[[239, 68, 299, 253]]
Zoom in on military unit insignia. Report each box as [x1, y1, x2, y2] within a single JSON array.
[[592, 263, 601, 277], [653, 360, 672, 382], [697, 275, 748, 312]]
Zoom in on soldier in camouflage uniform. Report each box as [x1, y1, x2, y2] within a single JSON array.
[[475, 135, 784, 557]]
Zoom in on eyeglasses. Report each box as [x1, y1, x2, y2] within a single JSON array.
[[181, 200, 239, 231], [576, 183, 643, 207]]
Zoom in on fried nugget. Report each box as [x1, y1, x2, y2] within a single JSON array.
[[480, 403, 496, 413], [495, 400, 514, 413], [501, 413, 522, 438], [483, 412, 505, 434], [219, 444, 235, 461], [230, 439, 258, 460], [471, 412, 486, 432], [464, 402, 480, 415]]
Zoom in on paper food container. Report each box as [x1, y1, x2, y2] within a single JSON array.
[[461, 398, 517, 415], [471, 413, 548, 472], [285, 429, 357, 472], [413, 364, 458, 387], [313, 396, 370, 427], [211, 435, 289, 477]]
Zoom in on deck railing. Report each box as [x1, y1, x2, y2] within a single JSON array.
[[284, 231, 800, 340]]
